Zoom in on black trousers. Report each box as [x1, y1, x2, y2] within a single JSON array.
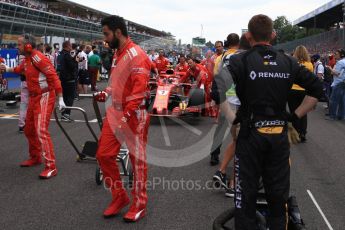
[[288, 90, 307, 135], [61, 81, 76, 116], [235, 128, 290, 230], [74, 70, 79, 98]]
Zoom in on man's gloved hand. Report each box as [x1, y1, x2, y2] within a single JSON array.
[[121, 110, 133, 123], [94, 91, 108, 102], [288, 123, 300, 145], [58, 97, 66, 111], [117, 110, 135, 130]]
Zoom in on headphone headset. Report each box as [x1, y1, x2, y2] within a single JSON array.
[[23, 34, 34, 54]]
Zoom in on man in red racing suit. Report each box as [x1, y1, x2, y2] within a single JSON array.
[[175, 55, 189, 73], [94, 16, 151, 222], [201, 50, 215, 77], [0, 35, 65, 179], [181, 57, 214, 116], [153, 49, 170, 74]]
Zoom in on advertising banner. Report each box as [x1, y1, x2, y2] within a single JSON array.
[[0, 49, 19, 78]]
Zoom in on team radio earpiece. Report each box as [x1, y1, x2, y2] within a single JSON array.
[[23, 34, 33, 54]]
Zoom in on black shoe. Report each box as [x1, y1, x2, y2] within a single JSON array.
[[213, 170, 228, 189], [210, 146, 220, 156], [210, 154, 219, 166], [61, 115, 74, 122], [225, 187, 235, 198], [19, 126, 24, 133], [299, 133, 306, 143], [210, 147, 220, 166]]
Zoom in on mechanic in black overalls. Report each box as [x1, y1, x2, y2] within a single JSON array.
[[212, 15, 323, 230]]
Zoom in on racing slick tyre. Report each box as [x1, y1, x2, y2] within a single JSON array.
[[213, 208, 267, 230], [95, 167, 103, 185], [188, 88, 205, 107], [213, 207, 235, 230]]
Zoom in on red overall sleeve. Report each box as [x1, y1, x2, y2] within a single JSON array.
[[32, 51, 62, 95], [180, 70, 191, 83], [13, 61, 25, 74], [124, 55, 150, 115]]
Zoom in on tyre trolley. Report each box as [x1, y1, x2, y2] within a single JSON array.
[[54, 94, 133, 186]]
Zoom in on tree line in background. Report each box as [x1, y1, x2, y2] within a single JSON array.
[[273, 16, 324, 45], [192, 15, 325, 49]]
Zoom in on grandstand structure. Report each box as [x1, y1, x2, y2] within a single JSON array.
[[275, 0, 345, 55], [0, 0, 175, 49]]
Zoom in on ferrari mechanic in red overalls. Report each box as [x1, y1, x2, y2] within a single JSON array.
[[153, 49, 170, 74], [0, 34, 65, 179], [174, 55, 189, 73], [181, 57, 214, 116], [94, 15, 151, 222]]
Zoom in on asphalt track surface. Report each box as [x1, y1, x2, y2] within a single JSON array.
[[0, 87, 345, 229]]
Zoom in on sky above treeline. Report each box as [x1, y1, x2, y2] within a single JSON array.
[[72, 0, 329, 43]]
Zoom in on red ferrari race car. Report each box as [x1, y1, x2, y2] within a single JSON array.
[[148, 69, 206, 117]]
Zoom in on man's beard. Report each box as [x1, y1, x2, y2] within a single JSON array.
[[109, 37, 120, 49]]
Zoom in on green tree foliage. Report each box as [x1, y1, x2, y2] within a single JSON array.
[[273, 16, 324, 44], [205, 41, 214, 48]]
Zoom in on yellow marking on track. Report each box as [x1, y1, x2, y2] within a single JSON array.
[[0, 114, 18, 117]]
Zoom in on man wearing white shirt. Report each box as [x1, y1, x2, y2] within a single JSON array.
[[77, 45, 89, 94], [148, 50, 157, 62], [313, 54, 325, 80]]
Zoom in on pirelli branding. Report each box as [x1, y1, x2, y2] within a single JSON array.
[[250, 71, 290, 80]]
